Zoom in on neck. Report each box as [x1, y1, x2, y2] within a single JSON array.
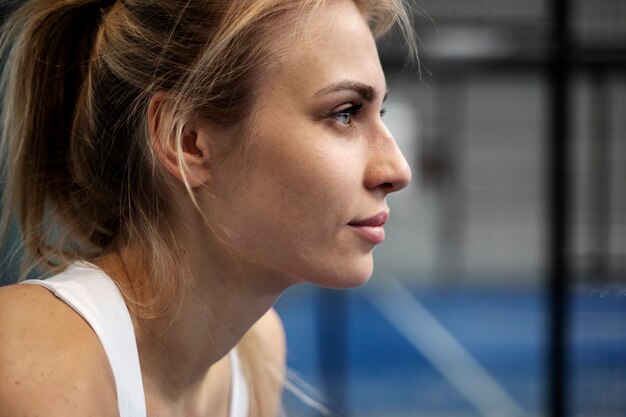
[[98, 239, 292, 405]]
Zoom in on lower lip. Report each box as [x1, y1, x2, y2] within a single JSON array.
[[349, 225, 385, 244]]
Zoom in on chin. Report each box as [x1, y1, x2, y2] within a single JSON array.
[[332, 273, 372, 289], [311, 258, 374, 289]]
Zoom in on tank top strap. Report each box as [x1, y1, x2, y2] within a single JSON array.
[[229, 347, 250, 417]]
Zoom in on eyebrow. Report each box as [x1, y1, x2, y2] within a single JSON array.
[[314, 80, 387, 103]]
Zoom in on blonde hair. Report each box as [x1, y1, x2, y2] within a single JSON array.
[[0, 0, 415, 414]]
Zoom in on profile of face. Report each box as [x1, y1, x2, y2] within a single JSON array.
[[202, 0, 411, 288]]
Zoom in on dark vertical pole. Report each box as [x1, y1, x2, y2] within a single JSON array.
[[432, 79, 467, 284], [590, 71, 611, 281], [548, 0, 571, 416]]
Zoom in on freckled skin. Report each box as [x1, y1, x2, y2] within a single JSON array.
[[0, 285, 119, 417]]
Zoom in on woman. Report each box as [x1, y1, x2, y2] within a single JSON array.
[[0, 0, 414, 416]]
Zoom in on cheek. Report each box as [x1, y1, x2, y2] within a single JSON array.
[[222, 143, 356, 263], [246, 129, 352, 209], [209, 121, 373, 285], [241, 148, 349, 239]]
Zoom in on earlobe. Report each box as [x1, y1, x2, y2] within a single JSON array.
[[147, 92, 212, 188]]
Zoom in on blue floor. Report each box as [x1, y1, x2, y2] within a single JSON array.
[[275, 281, 626, 417]]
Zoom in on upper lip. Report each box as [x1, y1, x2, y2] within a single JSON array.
[[348, 211, 389, 227]]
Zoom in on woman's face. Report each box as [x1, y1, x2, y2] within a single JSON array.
[[207, 0, 411, 288]]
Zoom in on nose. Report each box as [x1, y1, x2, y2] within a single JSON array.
[[364, 128, 412, 194]]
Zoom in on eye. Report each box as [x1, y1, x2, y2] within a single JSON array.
[[328, 103, 363, 126], [380, 107, 387, 118]]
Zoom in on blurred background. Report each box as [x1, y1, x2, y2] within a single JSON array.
[[276, 0, 626, 416], [1, 0, 625, 416]]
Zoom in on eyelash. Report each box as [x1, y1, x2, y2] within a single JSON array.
[[328, 104, 363, 126], [327, 104, 386, 126]]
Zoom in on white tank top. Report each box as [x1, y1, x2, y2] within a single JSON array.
[[23, 263, 249, 417]]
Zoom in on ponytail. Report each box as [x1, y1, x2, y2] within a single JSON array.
[[0, 0, 112, 273]]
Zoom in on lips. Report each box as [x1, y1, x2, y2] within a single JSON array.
[[348, 211, 389, 244], [348, 211, 389, 227]]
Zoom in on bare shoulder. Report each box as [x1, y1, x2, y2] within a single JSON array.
[[0, 283, 118, 417]]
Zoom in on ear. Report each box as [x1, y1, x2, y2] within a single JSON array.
[[148, 91, 212, 188]]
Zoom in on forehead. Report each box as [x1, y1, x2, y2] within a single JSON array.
[[261, 0, 385, 100]]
